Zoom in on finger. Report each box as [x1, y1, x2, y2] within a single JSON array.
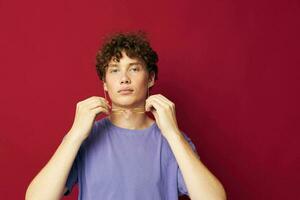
[[91, 106, 109, 115], [146, 95, 168, 106], [152, 109, 159, 120], [146, 96, 169, 110], [86, 99, 110, 110], [145, 98, 155, 111], [99, 99, 111, 109], [154, 96, 177, 121], [147, 94, 173, 106], [94, 98, 111, 108], [145, 98, 165, 112], [88, 100, 110, 110], [156, 94, 173, 105], [82, 96, 109, 105], [91, 96, 109, 105], [153, 95, 172, 108]]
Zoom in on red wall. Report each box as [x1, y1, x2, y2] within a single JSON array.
[[1, 0, 299, 199]]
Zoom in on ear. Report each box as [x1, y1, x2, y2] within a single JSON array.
[[148, 72, 155, 88]]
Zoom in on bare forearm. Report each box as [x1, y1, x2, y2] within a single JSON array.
[[25, 131, 84, 200], [166, 132, 226, 200]]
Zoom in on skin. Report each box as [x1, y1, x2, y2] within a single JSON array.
[[103, 51, 227, 200], [25, 50, 226, 200], [103, 50, 183, 139], [103, 50, 156, 130]]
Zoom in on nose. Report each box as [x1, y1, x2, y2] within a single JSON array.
[[120, 72, 131, 84]]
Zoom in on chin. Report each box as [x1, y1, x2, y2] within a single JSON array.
[[113, 97, 143, 107]]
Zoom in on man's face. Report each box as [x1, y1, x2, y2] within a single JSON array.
[[103, 51, 154, 108]]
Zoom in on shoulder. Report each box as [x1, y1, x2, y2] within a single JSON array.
[[179, 130, 200, 158], [94, 117, 112, 132], [81, 117, 108, 145]]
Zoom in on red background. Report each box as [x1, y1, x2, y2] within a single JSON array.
[[1, 0, 299, 199]]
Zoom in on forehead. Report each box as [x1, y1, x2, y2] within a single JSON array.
[[108, 52, 145, 66]]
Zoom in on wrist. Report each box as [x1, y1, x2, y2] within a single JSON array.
[[64, 130, 86, 144], [165, 129, 183, 142]]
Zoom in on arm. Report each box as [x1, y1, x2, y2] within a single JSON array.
[[166, 131, 227, 200], [25, 132, 84, 200], [25, 96, 111, 200], [145, 94, 226, 200]]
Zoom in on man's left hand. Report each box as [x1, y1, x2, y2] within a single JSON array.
[[145, 94, 181, 139]]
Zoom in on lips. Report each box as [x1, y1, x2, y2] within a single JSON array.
[[118, 89, 133, 95], [118, 88, 134, 93]]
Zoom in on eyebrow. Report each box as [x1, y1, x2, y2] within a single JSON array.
[[108, 62, 143, 68]]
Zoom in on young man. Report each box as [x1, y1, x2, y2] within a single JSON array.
[[26, 31, 226, 200]]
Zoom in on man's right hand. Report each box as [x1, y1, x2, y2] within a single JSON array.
[[68, 96, 111, 142]]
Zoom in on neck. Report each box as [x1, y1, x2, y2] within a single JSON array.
[[108, 102, 154, 130]]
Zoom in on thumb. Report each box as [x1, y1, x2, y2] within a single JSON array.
[[152, 110, 158, 119]]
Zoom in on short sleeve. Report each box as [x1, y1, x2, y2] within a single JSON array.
[[64, 156, 79, 196], [62, 121, 98, 196], [177, 132, 200, 196]]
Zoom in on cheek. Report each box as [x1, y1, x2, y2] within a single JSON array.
[[105, 80, 117, 93], [135, 80, 149, 96], [137, 73, 149, 84], [135, 78, 148, 90]]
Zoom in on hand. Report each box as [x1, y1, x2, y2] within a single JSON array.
[[68, 96, 111, 142], [145, 94, 180, 139]]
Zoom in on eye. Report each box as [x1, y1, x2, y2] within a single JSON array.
[[130, 67, 139, 72], [110, 69, 119, 73]]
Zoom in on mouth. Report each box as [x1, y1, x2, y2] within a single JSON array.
[[118, 89, 134, 95]]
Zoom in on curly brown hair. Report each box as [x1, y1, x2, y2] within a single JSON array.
[[95, 31, 159, 82]]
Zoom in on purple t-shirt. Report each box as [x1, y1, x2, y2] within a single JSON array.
[[64, 117, 199, 200]]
